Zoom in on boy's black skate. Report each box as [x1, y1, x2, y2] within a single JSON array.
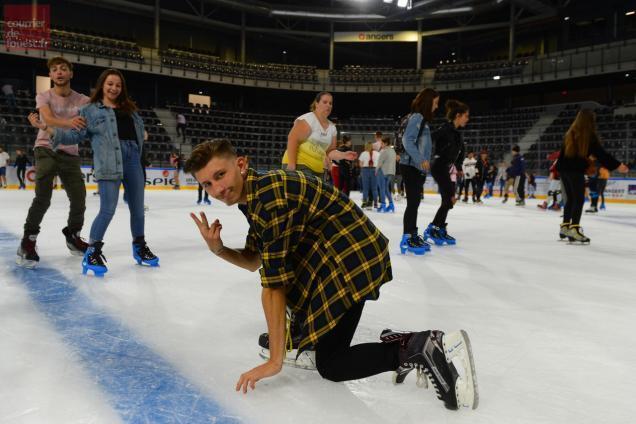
[[62, 227, 88, 256], [566, 224, 590, 244], [381, 328, 479, 410], [259, 311, 316, 370], [16, 234, 39, 269]]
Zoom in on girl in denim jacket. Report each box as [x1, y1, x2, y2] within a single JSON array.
[[398, 88, 438, 255], [29, 68, 159, 276]]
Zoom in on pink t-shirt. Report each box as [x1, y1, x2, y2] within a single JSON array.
[[35, 89, 90, 156]]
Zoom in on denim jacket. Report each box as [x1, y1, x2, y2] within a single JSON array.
[[399, 113, 432, 172], [52, 102, 145, 180]]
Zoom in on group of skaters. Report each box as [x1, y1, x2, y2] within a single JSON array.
[[14, 57, 159, 276]]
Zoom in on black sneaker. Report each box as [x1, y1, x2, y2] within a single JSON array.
[[62, 227, 88, 256], [16, 234, 39, 268], [385, 329, 478, 410]]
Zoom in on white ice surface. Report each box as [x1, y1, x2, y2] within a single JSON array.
[[1, 189, 635, 424]]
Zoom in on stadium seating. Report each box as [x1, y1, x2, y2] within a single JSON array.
[[161, 48, 318, 84], [329, 66, 421, 85]]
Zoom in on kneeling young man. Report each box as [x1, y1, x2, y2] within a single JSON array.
[[186, 139, 478, 410]]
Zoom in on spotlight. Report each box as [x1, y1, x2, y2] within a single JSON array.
[[493, 75, 501, 80]]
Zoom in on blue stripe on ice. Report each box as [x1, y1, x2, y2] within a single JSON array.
[[1, 231, 239, 424]]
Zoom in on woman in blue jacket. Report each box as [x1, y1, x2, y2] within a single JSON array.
[[29, 68, 159, 276], [399, 88, 438, 255]]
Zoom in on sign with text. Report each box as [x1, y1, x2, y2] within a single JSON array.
[[334, 31, 418, 43], [3, 4, 50, 50]]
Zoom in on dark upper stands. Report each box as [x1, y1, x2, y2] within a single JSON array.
[[329, 66, 421, 85], [161, 48, 318, 83], [434, 59, 528, 82]]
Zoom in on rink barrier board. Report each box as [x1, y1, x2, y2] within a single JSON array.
[[4, 167, 636, 203]]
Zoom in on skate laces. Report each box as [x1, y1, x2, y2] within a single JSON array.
[[87, 247, 107, 265], [135, 242, 156, 259], [285, 313, 294, 353]]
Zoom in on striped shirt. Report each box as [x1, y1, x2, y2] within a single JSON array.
[[241, 168, 392, 352]]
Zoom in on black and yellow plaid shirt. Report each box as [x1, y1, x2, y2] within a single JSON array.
[[240, 168, 393, 352]]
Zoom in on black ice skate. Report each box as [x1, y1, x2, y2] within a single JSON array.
[[566, 224, 590, 244], [382, 328, 479, 410], [259, 310, 316, 370], [62, 227, 88, 256], [16, 234, 39, 269]]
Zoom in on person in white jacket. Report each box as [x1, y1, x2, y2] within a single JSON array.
[[461, 152, 477, 202]]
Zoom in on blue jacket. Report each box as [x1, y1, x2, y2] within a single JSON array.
[[509, 153, 526, 177], [399, 113, 432, 171], [52, 102, 145, 180]]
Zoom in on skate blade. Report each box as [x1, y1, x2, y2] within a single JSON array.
[[259, 348, 316, 371], [443, 330, 479, 410], [16, 257, 37, 269]]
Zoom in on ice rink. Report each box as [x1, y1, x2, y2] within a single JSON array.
[[1, 188, 635, 424]]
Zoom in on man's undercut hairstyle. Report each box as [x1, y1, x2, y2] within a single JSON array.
[[184, 139, 237, 175], [47, 56, 73, 71]]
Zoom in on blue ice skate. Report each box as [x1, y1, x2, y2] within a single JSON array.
[[424, 224, 446, 246], [385, 202, 395, 213], [440, 223, 456, 245], [376, 203, 386, 213], [204, 199, 211, 205], [132, 239, 160, 267], [400, 234, 428, 255], [82, 242, 107, 277]]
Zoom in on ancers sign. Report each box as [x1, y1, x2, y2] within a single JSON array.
[[334, 31, 418, 43]]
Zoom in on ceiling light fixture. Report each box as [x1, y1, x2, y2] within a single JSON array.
[[431, 7, 473, 14]]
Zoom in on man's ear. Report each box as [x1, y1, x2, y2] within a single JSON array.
[[237, 156, 247, 175]]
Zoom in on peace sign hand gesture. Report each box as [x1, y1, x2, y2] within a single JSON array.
[[190, 211, 225, 255]]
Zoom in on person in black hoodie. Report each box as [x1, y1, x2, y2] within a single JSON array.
[[14, 148, 32, 189], [337, 134, 353, 196], [424, 99, 468, 245], [474, 150, 489, 204], [557, 109, 629, 243], [509, 145, 526, 206]]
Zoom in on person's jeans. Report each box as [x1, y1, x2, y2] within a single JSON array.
[[360, 167, 377, 203], [89, 140, 145, 243], [377, 169, 394, 205]]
